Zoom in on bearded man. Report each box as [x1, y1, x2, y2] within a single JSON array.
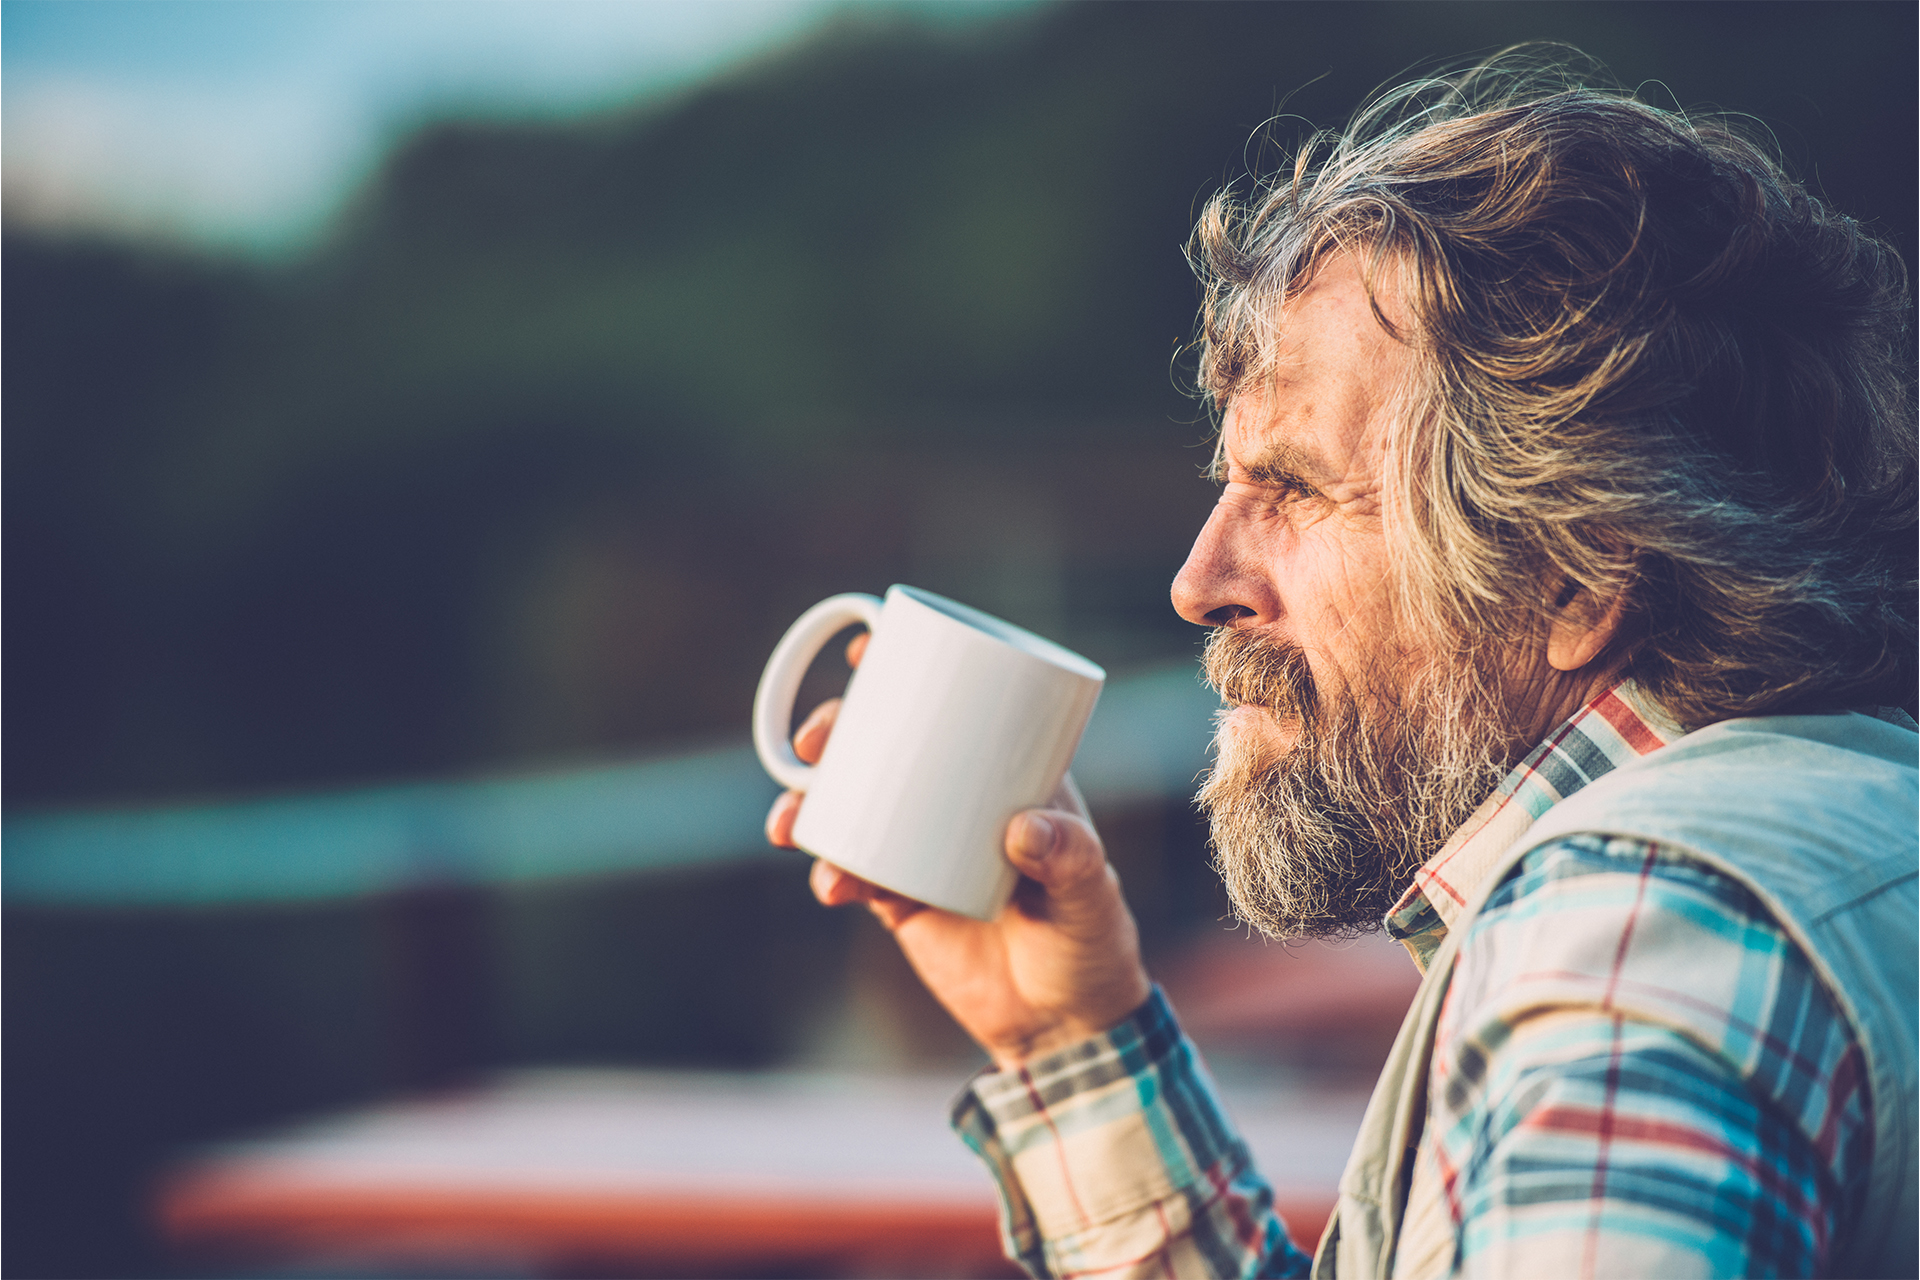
[[767, 57, 1917, 1279]]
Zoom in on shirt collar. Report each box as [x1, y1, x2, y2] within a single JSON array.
[[1384, 680, 1685, 971]]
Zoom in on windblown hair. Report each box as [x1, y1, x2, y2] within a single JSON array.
[[1191, 49, 1917, 726]]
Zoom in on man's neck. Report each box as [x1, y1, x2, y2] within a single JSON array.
[[1507, 658, 1632, 760]]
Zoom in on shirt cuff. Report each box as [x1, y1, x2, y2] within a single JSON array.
[[950, 986, 1287, 1278]]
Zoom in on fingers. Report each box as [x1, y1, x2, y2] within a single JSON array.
[[786, 646, 860, 778], [809, 857, 866, 905], [809, 858, 924, 929], [766, 790, 801, 847], [1005, 807, 1108, 897], [792, 698, 841, 765]]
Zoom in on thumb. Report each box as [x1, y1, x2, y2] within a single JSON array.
[[1005, 808, 1108, 895]]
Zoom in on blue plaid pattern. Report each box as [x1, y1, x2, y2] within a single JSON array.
[[952, 683, 1873, 1279], [953, 987, 1312, 1278], [1401, 835, 1871, 1279]]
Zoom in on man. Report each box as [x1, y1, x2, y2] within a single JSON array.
[[767, 57, 1918, 1278]]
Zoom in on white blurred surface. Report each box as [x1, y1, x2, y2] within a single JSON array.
[[180, 1066, 1365, 1203]]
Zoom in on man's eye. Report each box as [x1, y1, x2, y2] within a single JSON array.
[[1220, 474, 1316, 506]]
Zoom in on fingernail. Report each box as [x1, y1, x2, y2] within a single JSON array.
[[766, 792, 797, 843], [1015, 813, 1056, 860]]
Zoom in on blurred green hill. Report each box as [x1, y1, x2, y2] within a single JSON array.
[[8, 0, 1915, 807]]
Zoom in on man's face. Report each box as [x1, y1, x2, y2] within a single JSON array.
[[1174, 254, 1407, 751], [1172, 254, 1509, 938]]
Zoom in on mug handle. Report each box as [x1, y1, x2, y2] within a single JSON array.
[[752, 592, 885, 792]]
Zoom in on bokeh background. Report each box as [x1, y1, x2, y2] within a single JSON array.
[[6, 2, 1914, 1277]]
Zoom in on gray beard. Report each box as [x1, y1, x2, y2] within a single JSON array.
[[1195, 628, 1510, 941]]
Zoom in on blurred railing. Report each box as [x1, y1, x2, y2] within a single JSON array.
[[3, 661, 1217, 907]]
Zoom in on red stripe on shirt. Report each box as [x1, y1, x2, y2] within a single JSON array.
[[1524, 1102, 1822, 1228], [1580, 1014, 1627, 1280], [1022, 1065, 1095, 1232], [1591, 690, 1664, 755]]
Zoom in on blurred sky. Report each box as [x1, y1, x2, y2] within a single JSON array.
[[1, 0, 1020, 255]]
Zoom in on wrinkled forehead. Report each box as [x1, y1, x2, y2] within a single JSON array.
[[1209, 244, 1415, 404], [1210, 257, 1415, 480]]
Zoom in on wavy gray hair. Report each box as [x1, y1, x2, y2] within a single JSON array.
[[1190, 49, 1916, 727]]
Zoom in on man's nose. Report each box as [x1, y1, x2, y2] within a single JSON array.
[[1171, 504, 1263, 627]]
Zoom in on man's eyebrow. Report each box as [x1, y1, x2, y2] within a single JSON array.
[[1207, 440, 1329, 486]]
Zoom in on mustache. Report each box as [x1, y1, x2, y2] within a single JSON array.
[[1201, 626, 1319, 724]]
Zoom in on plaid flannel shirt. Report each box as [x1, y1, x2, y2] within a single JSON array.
[[951, 682, 1874, 1278]]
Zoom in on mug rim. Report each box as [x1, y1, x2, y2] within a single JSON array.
[[887, 584, 1105, 682]]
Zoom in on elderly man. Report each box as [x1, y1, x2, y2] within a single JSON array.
[[768, 59, 1917, 1279]]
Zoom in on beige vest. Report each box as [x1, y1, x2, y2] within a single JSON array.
[[1313, 712, 1919, 1280]]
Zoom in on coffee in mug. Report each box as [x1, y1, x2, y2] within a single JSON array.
[[752, 585, 1105, 919]]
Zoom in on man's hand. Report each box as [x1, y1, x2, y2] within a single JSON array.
[[764, 633, 1152, 1070]]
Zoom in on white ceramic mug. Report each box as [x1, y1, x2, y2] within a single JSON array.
[[752, 584, 1105, 919]]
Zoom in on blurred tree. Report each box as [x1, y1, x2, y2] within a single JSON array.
[[6, 0, 1913, 806]]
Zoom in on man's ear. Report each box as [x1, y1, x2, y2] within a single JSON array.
[[1547, 583, 1628, 672]]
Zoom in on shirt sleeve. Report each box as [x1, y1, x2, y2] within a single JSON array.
[[1398, 834, 1873, 1280], [950, 987, 1314, 1279]]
